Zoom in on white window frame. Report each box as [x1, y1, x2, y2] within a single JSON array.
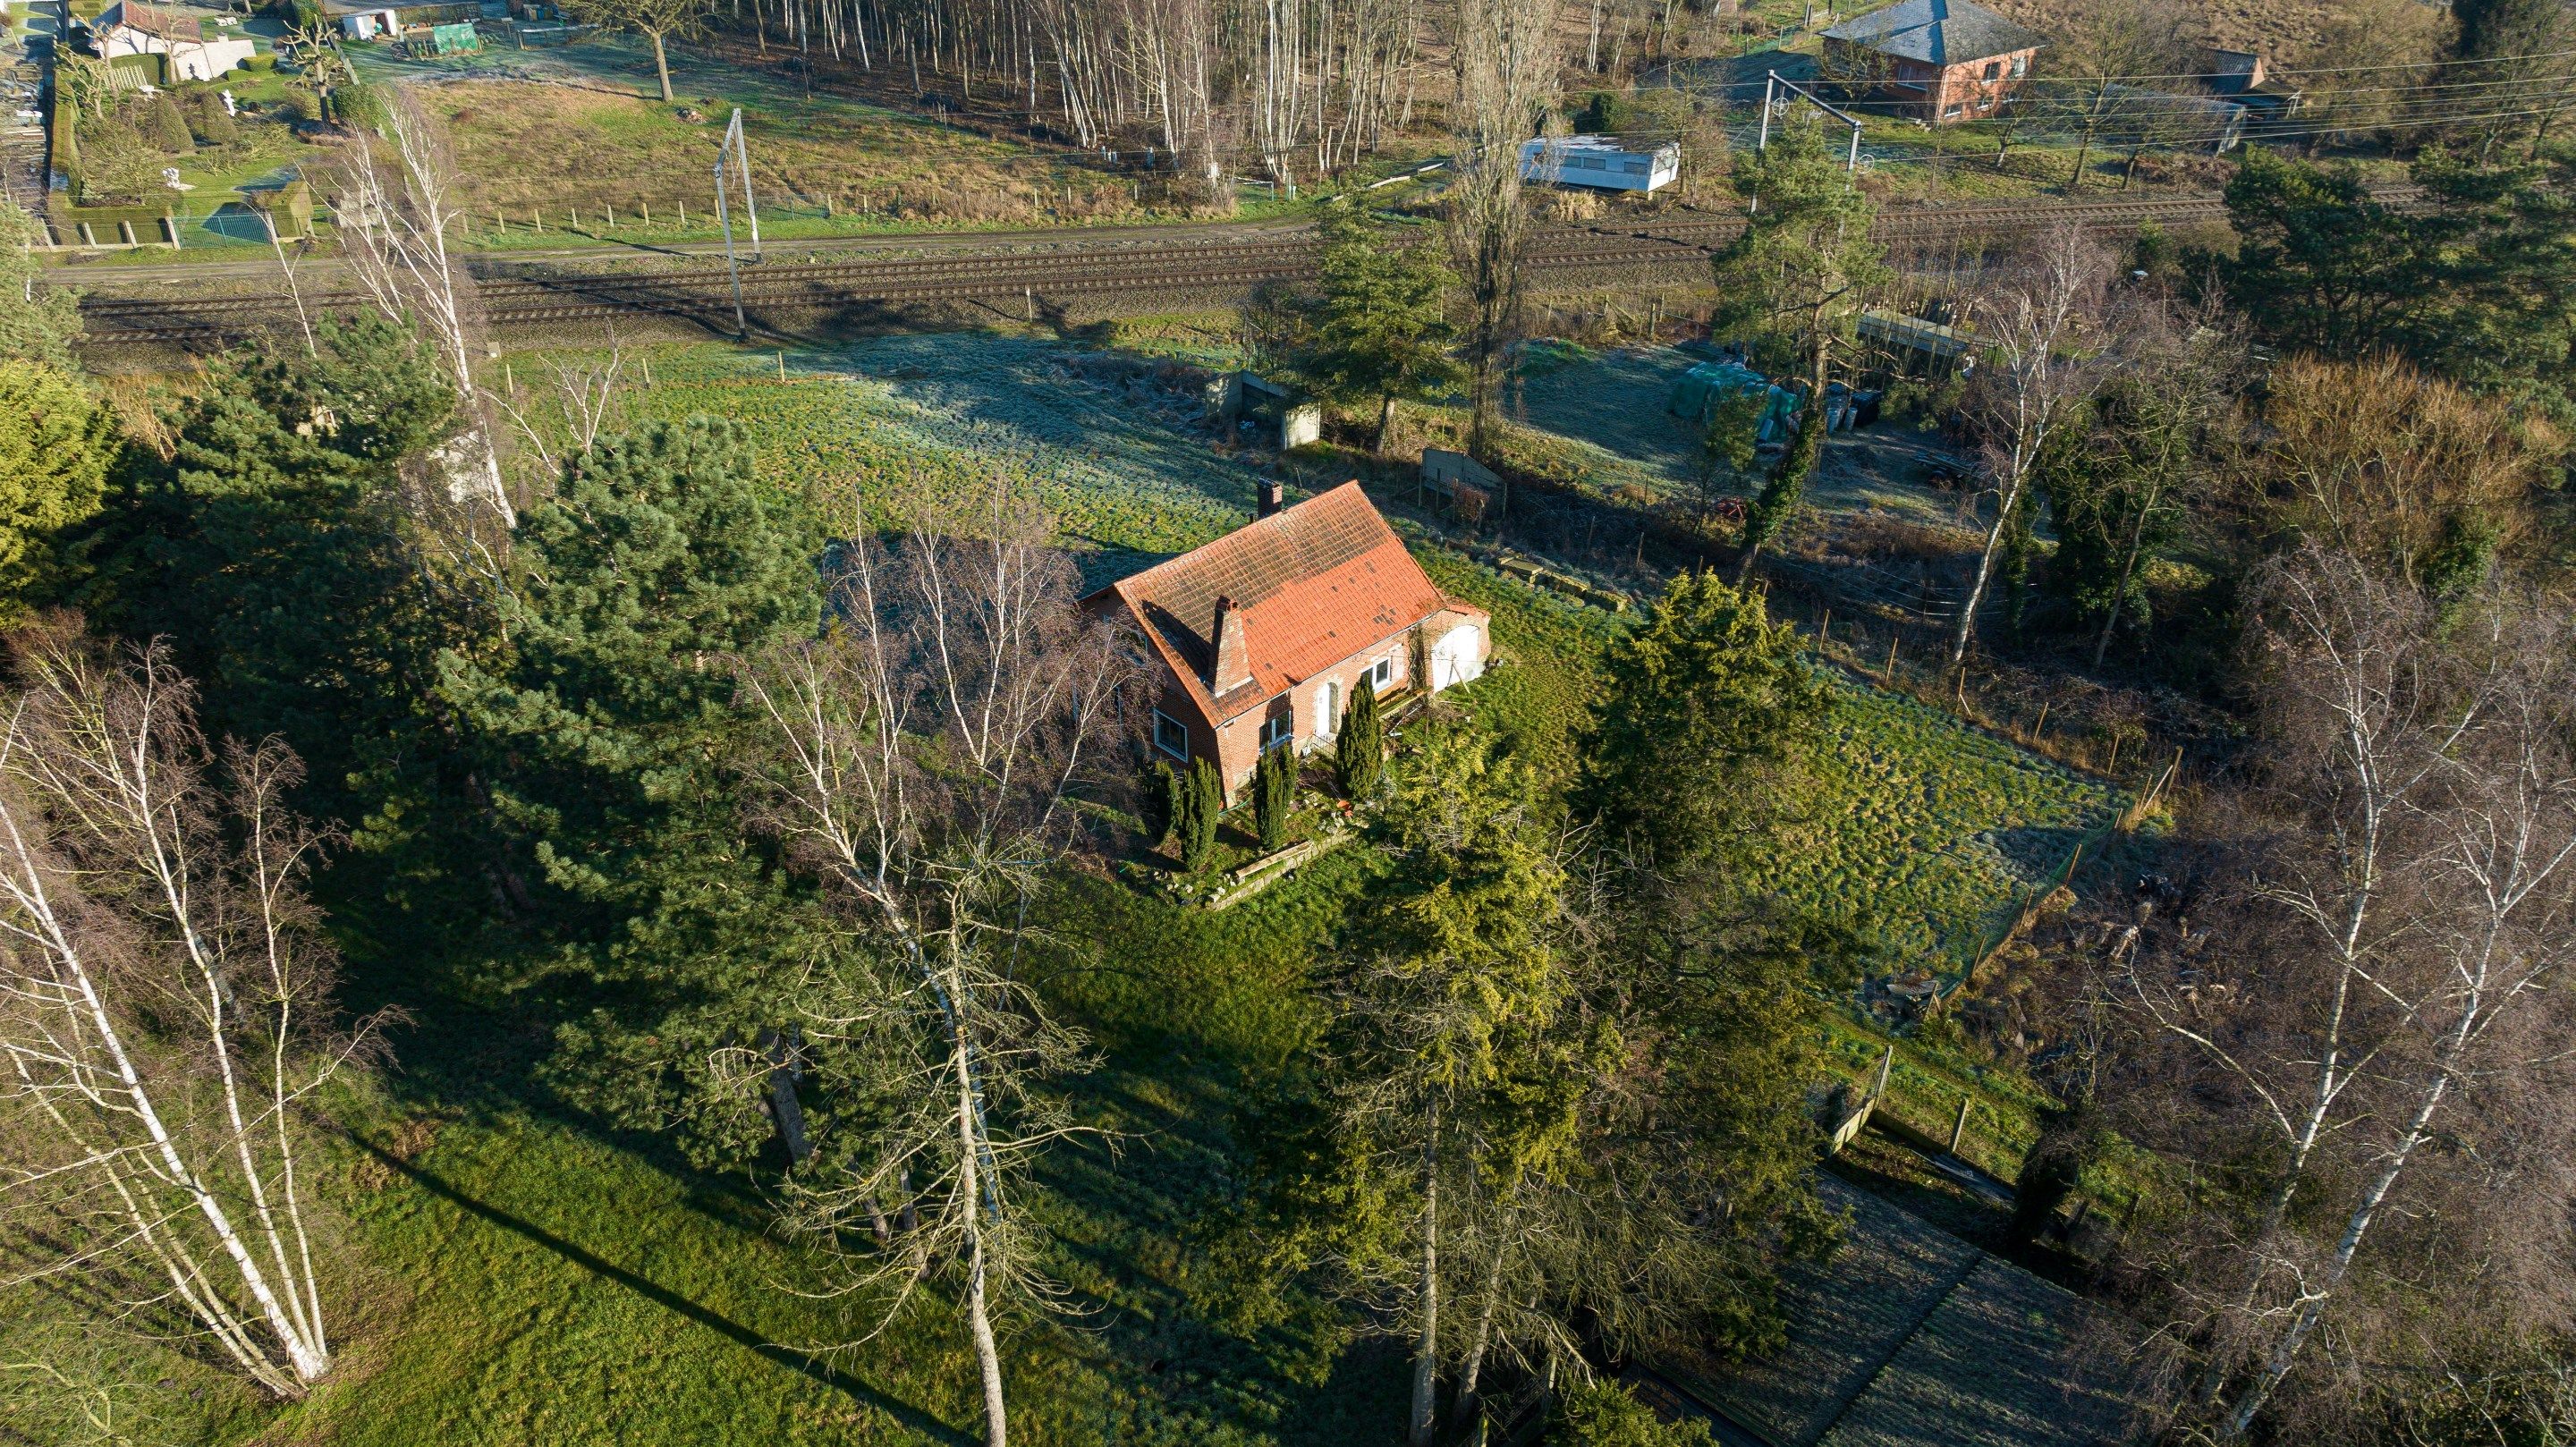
[[1152, 708, 1191, 761], [1368, 655, 1399, 690]]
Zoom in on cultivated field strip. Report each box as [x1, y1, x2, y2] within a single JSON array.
[[75, 190, 2375, 345]]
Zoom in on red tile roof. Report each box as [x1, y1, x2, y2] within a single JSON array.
[[1090, 481, 1484, 723]]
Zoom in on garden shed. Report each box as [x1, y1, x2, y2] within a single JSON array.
[[1668, 360, 1801, 444], [1206, 371, 1322, 450]]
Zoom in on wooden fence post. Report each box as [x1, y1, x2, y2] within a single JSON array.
[[1949, 1096, 1971, 1155]]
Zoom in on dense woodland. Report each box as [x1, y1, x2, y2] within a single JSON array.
[[8, 0, 2576, 1436]]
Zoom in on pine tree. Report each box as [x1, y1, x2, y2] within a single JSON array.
[[75, 311, 458, 807], [1297, 199, 1464, 452], [1579, 571, 1824, 875], [0, 206, 84, 367], [1710, 116, 1886, 581], [1178, 757, 1223, 869], [1254, 745, 1294, 851], [438, 415, 820, 937], [1335, 673, 1384, 799], [0, 360, 112, 620]]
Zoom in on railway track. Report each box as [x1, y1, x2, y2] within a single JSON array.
[[72, 190, 2322, 346]]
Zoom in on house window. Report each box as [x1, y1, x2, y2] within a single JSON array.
[[1153, 709, 1191, 761], [1315, 680, 1341, 738], [1368, 656, 1398, 690], [1260, 712, 1293, 753], [1982, 61, 2000, 80], [1943, 105, 1963, 120], [2010, 54, 2029, 78]]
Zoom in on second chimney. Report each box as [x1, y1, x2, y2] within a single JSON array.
[[1210, 595, 1253, 695], [1257, 478, 1284, 520]]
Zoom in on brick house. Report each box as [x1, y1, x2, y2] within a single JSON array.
[[1822, 0, 2046, 124], [1087, 480, 1491, 802]]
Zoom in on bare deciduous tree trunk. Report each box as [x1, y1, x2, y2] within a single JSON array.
[[1444, 0, 1557, 465], [2118, 555, 2576, 1438], [1950, 224, 2114, 665], [1407, 1104, 1440, 1447], [0, 627, 386, 1400], [740, 482, 1131, 1447]]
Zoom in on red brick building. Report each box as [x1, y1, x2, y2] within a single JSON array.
[[1822, 0, 2046, 124], [1088, 481, 1491, 801]]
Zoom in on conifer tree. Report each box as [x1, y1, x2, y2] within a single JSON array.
[[1710, 116, 1885, 581], [148, 93, 194, 153], [1298, 199, 1463, 451], [1178, 757, 1223, 869], [1336, 673, 1384, 799], [0, 206, 84, 368], [191, 89, 240, 146], [438, 416, 820, 936], [1145, 758, 1180, 847], [1255, 744, 1294, 851], [0, 360, 112, 620], [77, 311, 457, 810], [1580, 571, 1824, 874]]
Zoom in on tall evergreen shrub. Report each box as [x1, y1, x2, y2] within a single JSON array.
[[1178, 757, 1223, 870], [1254, 747, 1293, 851], [1145, 759, 1180, 848], [147, 94, 193, 154], [1335, 674, 1384, 799]]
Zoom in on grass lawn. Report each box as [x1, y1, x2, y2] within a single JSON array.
[[1, 328, 2133, 1442], [1500, 342, 1965, 529], [0, 814, 1410, 1447], [356, 36, 1210, 241]]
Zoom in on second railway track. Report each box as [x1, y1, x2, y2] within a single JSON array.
[[75, 190, 2284, 346]]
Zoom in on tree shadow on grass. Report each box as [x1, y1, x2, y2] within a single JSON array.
[[352, 1137, 976, 1447]]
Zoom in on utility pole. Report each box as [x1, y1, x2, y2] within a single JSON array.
[[1759, 71, 1867, 187], [724, 107, 762, 260], [714, 143, 750, 341]]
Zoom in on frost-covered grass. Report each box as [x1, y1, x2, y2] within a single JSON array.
[[1779, 676, 2123, 975], [1501, 343, 1964, 525], [603, 337, 1261, 588]]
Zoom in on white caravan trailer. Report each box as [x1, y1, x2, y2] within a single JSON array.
[[1518, 134, 1681, 193]]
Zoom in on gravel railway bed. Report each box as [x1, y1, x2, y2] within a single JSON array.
[[73, 190, 2361, 347]]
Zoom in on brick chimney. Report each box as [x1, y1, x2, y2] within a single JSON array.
[[1210, 595, 1252, 695], [1257, 478, 1284, 520]]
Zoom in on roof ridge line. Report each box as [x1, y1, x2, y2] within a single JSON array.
[[1809, 1249, 1984, 1444]]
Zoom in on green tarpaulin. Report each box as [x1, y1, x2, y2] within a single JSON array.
[[428, 21, 482, 52], [1667, 361, 1801, 444]]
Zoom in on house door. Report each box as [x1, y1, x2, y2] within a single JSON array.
[[1429, 623, 1484, 690], [1314, 679, 1340, 739]]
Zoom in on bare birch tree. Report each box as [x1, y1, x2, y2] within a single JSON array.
[[1444, 0, 1558, 459], [736, 484, 1131, 1447], [0, 626, 385, 1400], [2114, 552, 2576, 1439], [327, 95, 515, 527], [1949, 224, 2116, 665]]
